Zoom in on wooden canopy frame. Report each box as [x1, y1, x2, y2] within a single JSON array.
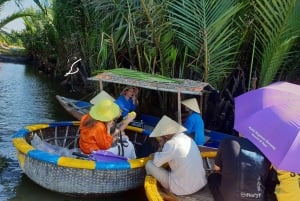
[[88, 68, 213, 123]]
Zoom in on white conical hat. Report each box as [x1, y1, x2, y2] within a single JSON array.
[[150, 115, 187, 137], [90, 90, 115, 105], [181, 98, 200, 113]]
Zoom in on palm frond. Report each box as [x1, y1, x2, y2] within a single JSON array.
[[253, 0, 300, 86], [168, 0, 244, 86], [0, 9, 35, 30]]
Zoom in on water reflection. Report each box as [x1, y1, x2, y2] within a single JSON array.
[[0, 62, 147, 201]]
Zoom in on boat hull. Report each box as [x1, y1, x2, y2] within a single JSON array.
[[12, 121, 150, 197]]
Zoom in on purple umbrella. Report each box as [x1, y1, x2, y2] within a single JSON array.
[[234, 82, 300, 173]]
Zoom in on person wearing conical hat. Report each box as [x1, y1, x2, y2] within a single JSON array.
[[79, 98, 136, 159], [145, 115, 207, 196], [115, 86, 139, 118], [181, 98, 205, 146], [90, 90, 115, 105]]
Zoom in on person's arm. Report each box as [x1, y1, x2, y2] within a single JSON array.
[[94, 123, 113, 149], [214, 164, 221, 171], [213, 139, 223, 172], [153, 140, 176, 167], [183, 115, 193, 135], [149, 137, 166, 158], [118, 112, 136, 133], [157, 137, 166, 152], [132, 95, 138, 105], [129, 98, 137, 111]]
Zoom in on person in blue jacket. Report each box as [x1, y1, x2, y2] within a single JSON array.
[[181, 98, 205, 146], [115, 86, 139, 118]]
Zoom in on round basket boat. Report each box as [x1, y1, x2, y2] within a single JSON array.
[[12, 121, 151, 197]]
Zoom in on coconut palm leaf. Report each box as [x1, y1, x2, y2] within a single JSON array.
[[0, 9, 35, 30], [0, 0, 10, 9], [102, 67, 183, 83], [253, 0, 300, 86], [167, 0, 244, 87]]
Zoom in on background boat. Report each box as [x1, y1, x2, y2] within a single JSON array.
[[55, 94, 160, 131]]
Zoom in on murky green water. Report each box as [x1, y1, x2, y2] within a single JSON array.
[[0, 62, 147, 201]]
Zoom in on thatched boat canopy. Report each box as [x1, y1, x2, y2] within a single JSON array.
[[88, 68, 214, 123], [88, 68, 213, 95]]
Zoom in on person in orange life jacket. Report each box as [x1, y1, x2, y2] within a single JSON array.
[[79, 98, 136, 159], [181, 98, 205, 145], [115, 86, 139, 118]]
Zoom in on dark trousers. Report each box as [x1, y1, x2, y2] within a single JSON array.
[[207, 173, 225, 201]]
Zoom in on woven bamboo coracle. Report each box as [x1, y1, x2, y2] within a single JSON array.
[[12, 121, 149, 197]]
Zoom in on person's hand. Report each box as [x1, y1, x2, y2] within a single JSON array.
[[106, 121, 115, 134], [112, 128, 120, 137], [124, 112, 136, 124], [133, 88, 139, 96], [118, 112, 136, 132], [159, 137, 165, 146], [157, 137, 166, 152], [132, 96, 138, 105]]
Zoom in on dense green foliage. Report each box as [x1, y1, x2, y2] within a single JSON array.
[[2, 0, 300, 133], [15, 0, 300, 89]]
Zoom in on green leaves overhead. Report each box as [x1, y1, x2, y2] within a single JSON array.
[[253, 0, 300, 87], [168, 0, 244, 86]]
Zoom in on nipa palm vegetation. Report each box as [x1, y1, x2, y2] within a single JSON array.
[[0, 0, 35, 47], [18, 0, 300, 134]]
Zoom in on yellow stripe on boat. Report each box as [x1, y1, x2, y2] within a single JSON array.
[[128, 157, 150, 168], [25, 124, 50, 131], [126, 125, 143, 133], [16, 151, 26, 171], [12, 138, 35, 154], [144, 175, 163, 201], [201, 151, 217, 158], [58, 157, 96, 169]]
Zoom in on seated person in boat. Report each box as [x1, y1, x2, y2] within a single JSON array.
[[79, 98, 136, 159], [181, 98, 205, 146], [145, 115, 207, 196], [269, 168, 300, 201], [114, 86, 139, 119], [207, 134, 271, 201]]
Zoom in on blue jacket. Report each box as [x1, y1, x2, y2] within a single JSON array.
[[183, 112, 205, 145], [115, 95, 136, 118]]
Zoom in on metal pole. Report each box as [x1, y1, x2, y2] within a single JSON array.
[[177, 88, 182, 124]]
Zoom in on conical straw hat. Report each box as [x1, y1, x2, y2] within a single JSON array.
[[181, 98, 200, 113], [89, 99, 120, 122], [150, 115, 187, 137], [90, 90, 115, 105]]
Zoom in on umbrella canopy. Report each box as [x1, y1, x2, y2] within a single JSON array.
[[234, 81, 300, 173]]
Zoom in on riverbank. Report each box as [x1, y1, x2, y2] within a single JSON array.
[[0, 46, 28, 64], [0, 54, 28, 63]]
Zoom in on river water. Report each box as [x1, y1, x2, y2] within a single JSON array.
[[0, 62, 147, 201]]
